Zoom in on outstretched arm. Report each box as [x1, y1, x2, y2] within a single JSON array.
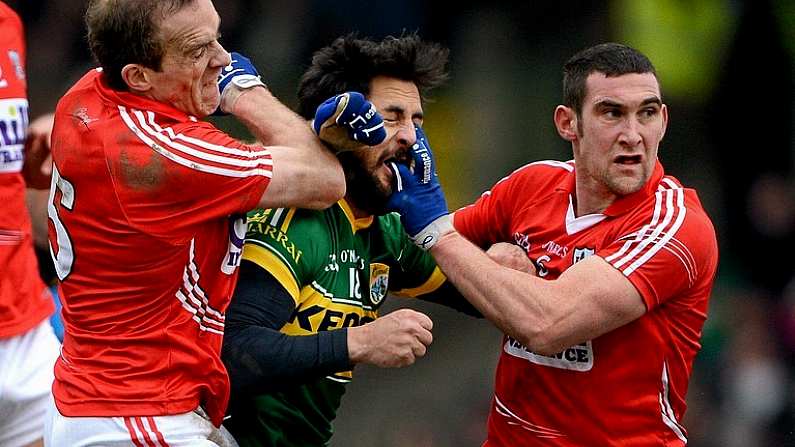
[[217, 53, 344, 209]]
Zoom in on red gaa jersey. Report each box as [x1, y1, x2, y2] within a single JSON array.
[[49, 69, 272, 426], [454, 160, 718, 446], [0, 2, 55, 339]]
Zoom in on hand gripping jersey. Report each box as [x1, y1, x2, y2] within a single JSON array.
[[48, 69, 271, 426], [454, 160, 718, 446], [0, 2, 54, 339], [234, 200, 444, 446]]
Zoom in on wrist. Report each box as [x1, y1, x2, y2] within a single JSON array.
[[411, 214, 453, 250], [220, 79, 267, 114], [346, 325, 369, 364]]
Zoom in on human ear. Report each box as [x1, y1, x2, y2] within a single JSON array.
[[554, 105, 578, 142], [121, 64, 152, 93]]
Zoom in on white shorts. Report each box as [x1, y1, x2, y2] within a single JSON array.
[[44, 405, 239, 447], [0, 319, 61, 447]]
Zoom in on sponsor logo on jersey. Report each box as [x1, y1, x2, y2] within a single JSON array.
[[287, 300, 376, 333], [247, 221, 303, 264], [572, 246, 595, 264], [0, 98, 28, 173], [369, 263, 389, 305], [504, 336, 593, 372]]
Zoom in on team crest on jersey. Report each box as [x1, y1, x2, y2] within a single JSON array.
[[572, 247, 595, 264], [369, 263, 390, 305]]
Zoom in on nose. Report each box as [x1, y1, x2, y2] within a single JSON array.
[[211, 41, 232, 68], [394, 122, 417, 149], [618, 117, 642, 148]]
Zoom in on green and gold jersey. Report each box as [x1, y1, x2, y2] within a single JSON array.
[[234, 199, 445, 446]]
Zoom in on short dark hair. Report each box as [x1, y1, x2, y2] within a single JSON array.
[[85, 0, 193, 90], [562, 43, 658, 115], [297, 33, 450, 119]]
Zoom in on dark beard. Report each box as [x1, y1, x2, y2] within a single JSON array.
[[338, 151, 392, 216]]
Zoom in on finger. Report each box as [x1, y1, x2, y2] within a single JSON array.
[[411, 341, 427, 358], [413, 311, 433, 331], [415, 327, 433, 347], [332, 93, 350, 125], [410, 139, 432, 185]]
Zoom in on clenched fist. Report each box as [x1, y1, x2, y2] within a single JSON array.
[[347, 308, 433, 368]]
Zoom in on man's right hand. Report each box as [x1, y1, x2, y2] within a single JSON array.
[[487, 242, 537, 275], [347, 308, 433, 368], [312, 92, 386, 152]]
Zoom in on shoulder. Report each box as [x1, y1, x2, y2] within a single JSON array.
[[489, 159, 573, 195], [248, 206, 328, 235], [246, 206, 332, 250], [620, 177, 718, 272]]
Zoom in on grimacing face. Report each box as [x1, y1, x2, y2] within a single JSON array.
[[145, 0, 231, 117], [572, 71, 668, 199], [343, 76, 424, 215]]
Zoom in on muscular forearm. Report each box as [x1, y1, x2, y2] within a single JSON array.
[[430, 231, 645, 354], [230, 88, 344, 208], [229, 87, 319, 151], [430, 232, 565, 353], [222, 325, 349, 395]]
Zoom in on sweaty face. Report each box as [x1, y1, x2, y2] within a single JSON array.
[[146, 0, 231, 117], [574, 72, 668, 199], [344, 76, 423, 215]]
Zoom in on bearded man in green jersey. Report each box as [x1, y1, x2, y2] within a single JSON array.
[[221, 34, 478, 446]]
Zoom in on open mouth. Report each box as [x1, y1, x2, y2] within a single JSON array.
[[383, 149, 413, 169], [614, 154, 642, 165]]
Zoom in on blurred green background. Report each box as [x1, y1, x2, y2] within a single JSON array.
[[9, 0, 794, 445]]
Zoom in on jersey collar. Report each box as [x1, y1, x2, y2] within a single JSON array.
[[338, 198, 374, 233], [92, 69, 198, 122]]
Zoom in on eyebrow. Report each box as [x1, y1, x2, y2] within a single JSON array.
[[594, 96, 662, 109]]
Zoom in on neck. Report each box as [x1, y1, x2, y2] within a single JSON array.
[[573, 178, 616, 217]]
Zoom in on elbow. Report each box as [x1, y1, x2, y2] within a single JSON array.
[[305, 163, 345, 209], [324, 167, 346, 206]]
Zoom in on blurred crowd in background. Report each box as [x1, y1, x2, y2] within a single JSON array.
[[7, 0, 794, 445]]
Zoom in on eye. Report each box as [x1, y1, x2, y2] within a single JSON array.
[[641, 107, 658, 118], [604, 108, 622, 118], [193, 46, 208, 59]]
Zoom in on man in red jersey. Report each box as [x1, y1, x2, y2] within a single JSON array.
[[387, 43, 718, 446], [0, 3, 61, 447], [43, 0, 388, 444]]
